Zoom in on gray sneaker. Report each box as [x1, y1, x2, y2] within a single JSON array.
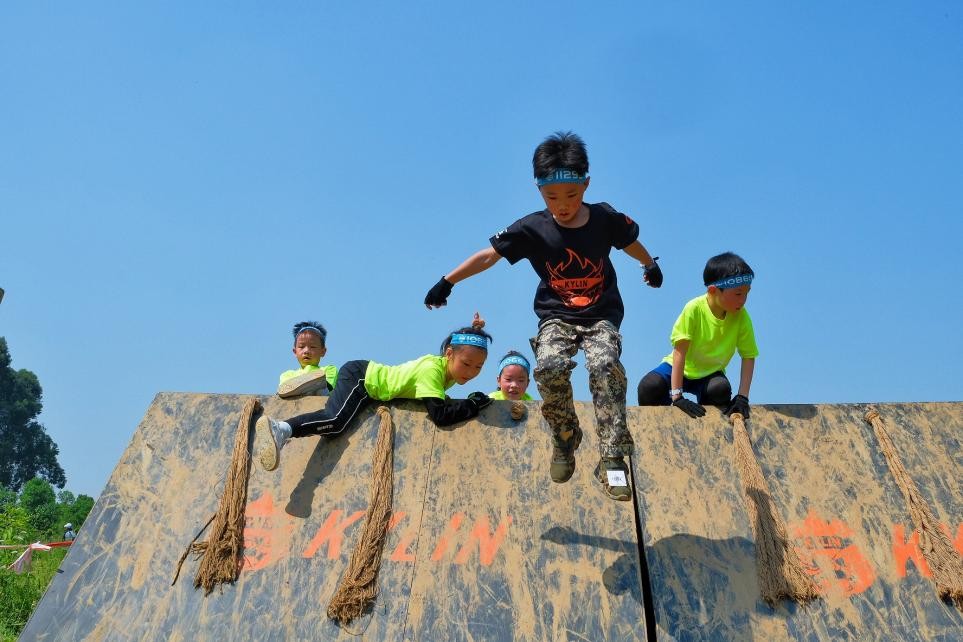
[[594, 456, 632, 501], [254, 415, 292, 472], [549, 427, 583, 483], [277, 371, 328, 399]]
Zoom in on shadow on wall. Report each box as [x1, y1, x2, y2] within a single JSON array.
[[284, 433, 351, 519], [647, 532, 775, 642], [540, 526, 643, 605], [766, 404, 819, 420]]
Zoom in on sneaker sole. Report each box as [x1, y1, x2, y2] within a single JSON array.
[[254, 416, 279, 472], [550, 461, 576, 484], [277, 374, 327, 399], [595, 461, 632, 501], [602, 487, 632, 501], [549, 427, 583, 483]]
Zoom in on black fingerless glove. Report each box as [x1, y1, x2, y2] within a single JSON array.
[[724, 394, 750, 418], [643, 258, 663, 288], [424, 277, 454, 308], [672, 396, 706, 418], [468, 391, 493, 411]]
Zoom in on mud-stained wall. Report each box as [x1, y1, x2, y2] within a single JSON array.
[[21, 394, 648, 641], [630, 403, 963, 641], [20, 397, 963, 641], [21, 394, 437, 641], [406, 401, 647, 641]]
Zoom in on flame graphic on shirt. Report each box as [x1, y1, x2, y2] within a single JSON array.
[[545, 249, 604, 308]]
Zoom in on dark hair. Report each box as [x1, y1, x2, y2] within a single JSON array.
[[497, 350, 531, 375], [292, 321, 327, 346], [532, 131, 589, 180], [703, 252, 754, 286], [440, 326, 493, 355]]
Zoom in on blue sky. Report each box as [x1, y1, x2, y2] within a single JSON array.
[[2, 2, 961, 498]]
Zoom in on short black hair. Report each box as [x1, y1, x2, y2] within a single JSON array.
[[440, 326, 493, 355], [292, 321, 327, 346], [532, 131, 589, 180], [703, 252, 754, 286]]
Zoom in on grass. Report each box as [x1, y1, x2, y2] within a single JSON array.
[[0, 547, 68, 640]]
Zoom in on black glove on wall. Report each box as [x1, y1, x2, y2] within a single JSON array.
[[672, 396, 706, 418]]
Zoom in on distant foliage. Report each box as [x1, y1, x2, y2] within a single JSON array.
[[0, 339, 90, 639], [0, 480, 96, 639], [57, 491, 94, 534], [0, 338, 66, 491], [0, 546, 67, 640], [19, 479, 58, 536]]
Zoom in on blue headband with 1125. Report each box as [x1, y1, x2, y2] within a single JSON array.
[[535, 169, 589, 187]]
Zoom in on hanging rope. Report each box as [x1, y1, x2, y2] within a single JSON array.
[[327, 406, 395, 625], [171, 397, 260, 594], [864, 409, 963, 610], [730, 412, 820, 606]]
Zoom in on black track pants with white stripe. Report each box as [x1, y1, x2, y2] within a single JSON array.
[[286, 359, 371, 437]]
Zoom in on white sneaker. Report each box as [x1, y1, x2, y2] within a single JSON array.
[[254, 415, 292, 471], [277, 371, 328, 399]]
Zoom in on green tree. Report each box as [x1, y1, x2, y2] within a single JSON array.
[[0, 492, 31, 545], [0, 487, 15, 511], [0, 338, 66, 491], [18, 479, 57, 537], [69, 495, 95, 529], [55, 491, 95, 532]]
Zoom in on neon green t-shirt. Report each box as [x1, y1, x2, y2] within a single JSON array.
[[489, 390, 534, 401], [279, 364, 338, 389], [363, 355, 454, 401], [661, 295, 759, 379]]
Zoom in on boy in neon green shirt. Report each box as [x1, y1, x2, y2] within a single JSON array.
[[276, 322, 339, 399], [637, 252, 758, 418]]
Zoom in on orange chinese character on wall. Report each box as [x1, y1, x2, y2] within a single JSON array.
[[791, 510, 875, 596]]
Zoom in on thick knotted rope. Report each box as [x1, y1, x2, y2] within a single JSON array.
[[865, 409, 963, 611], [327, 406, 395, 624], [730, 412, 820, 606], [172, 397, 260, 593]]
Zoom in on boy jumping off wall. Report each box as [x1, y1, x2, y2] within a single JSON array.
[[424, 131, 662, 500]]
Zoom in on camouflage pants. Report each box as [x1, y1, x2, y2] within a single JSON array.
[[531, 319, 633, 458]]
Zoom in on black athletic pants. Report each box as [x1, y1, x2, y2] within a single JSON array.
[[286, 360, 371, 437], [637, 367, 732, 406]]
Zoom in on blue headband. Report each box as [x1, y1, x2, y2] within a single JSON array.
[[498, 355, 530, 374], [709, 274, 753, 289], [297, 326, 324, 337], [449, 333, 489, 350], [535, 169, 589, 186]]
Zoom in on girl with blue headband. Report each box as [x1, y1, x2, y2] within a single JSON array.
[[489, 351, 534, 401], [255, 315, 493, 472]]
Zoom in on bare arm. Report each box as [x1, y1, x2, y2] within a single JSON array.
[[445, 246, 503, 284], [737, 357, 755, 398], [425, 247, 504, 310], [621, 240, 655, 266], [670, 340, 689, 399], [622, 240, 663, 287]]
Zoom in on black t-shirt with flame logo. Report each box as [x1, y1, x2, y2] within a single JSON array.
[[490, 202, 640, 328]]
